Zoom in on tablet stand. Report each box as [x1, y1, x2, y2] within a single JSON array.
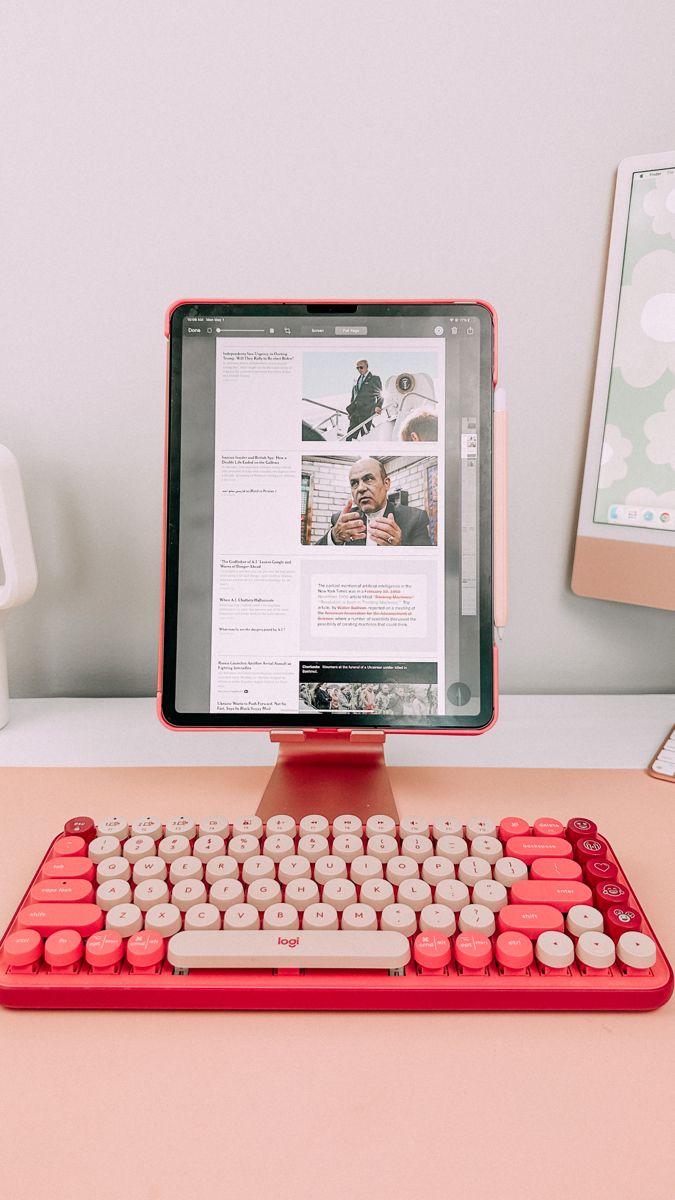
[[256, 730, 399, 824]]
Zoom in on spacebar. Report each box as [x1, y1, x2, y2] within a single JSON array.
[[167, 930, 411, 970]]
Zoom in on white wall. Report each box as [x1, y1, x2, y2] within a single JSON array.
[[1, 0, 674, 698]]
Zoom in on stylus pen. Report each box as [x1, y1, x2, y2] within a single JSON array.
[[493, 387, 508, 639]]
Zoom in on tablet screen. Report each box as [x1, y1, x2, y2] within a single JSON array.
[[162, 302, 494, 729], [594, 164, 675, 533]]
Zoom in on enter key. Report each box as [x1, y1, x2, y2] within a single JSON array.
[[510, 880, 592, 912]]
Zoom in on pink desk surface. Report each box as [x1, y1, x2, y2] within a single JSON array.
[[0, 765, 673, 1200]]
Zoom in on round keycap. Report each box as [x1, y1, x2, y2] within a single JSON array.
[[302, 903, 339, 930], [386, 856, 419, 886], [297, 835, 329, 863], [89, 835, 122, 864], [575, 837, 609, 865], [584, 859, 618, 885], [106, 904, 143, 937], [359, 879, 395, 911], [144, 904, 182, 936], [535, 930, 575, 969], [198, 816, 230, 838], [130, 817, 163, 840], [247, 879, 282, 912], [498, 816, 530, 840], [350, 855, 383, 886], [366, 834, 399, 863], [396, 879, 432, 912], [594, 882, 629, 912], [228, 834, 260, 863], [169, 856, 203, 883], [421, 856, 455, 885], [331, 814, 362, 836], [435, 836, 469, 865], [85, 930, 124, 969], [413, 931, 451, 970], [223, 904, 260, 930], [205, 856, 239, 884], [158, 834, 191, 863], [380, 904, 417, 937], [454, 931, 493, 970], [165, 816, 196, 839], [432, 817, 464, 838], [123, 835, 156, 864], [64, 816, 96, 844], [44, 929, 83, 968], [605, 906, 641, 937], [242, 856, 276, 884], [365, 814, 397, 838], [493, 857, 529, 887], [209, 880, 245, 911], [265, 814, 297, 838], [322, 879, 357, 911], [332, 834, 364, 863], [532, 817, 565, 838], [3, 929, 42, 967], [133, 880, 170, 911], [52, 835, 87, 858], [97, 817, 130, 839], [472, 879, 508, 912], [340, 903, 378, 931], [263, 904, 300, 930], [576, 930, 616, 969], [401, 835, 434, 864], [457, 857, 492, 886], [495, 931, 533, 971], [277, 855, 311, 885], [434, 879, 470, 911], [126, 930, 165, 968], [96, 856, 131, 884], [399, 817, 430, 837], [419, 904, 456, 936], [566, 904, 604, 938], [465, 817, 497, 841], [616, 932, 657, 970], [231, 815, 264, 838], [458, 904, 496, 936], [283, 878, 320, 910], [314, 856, 348, 885], [96, 880, 132, 911], [132, 856, 167, 883], [566, 817, 597, 844], [184, 904, 221, 931], [193, 835, 226, 863], [470, 836, 503, 865], [298, 814, 331, 838]]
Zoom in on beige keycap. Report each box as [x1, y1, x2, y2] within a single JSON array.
[[458, 903, 496, 936], [198, 816, 230, 838], [278, 855, 312, 885], [322, 879, 357, 911], [493, 857, 529, 887], [386, 856, 419, 886], [566, 905, 604, 938], [284, 878, 320, 911], [435, 879, 470, 912], [302, 904, 339, 930], [350, 855, 383, 886], [165, 816, 197, 839], [172, 879, 207, 911], [89, 835, 122, 864], [96, 880, 132, 911], [242, 856, 276, 884], [396, 879, 432, 912], [432, 817, 464, 839], [158, 834, 191, 864], [263, 904, 300, 930], [205, 856, 239, 884], [184, 903, 221, 931], [97, 817, 129, 840], [169, 856, 203, 883], [133, 856, 167, 883], [96, 856, 131, 883], [365, 815, 397, 838], [265, 814, 297, 838], [193, 835, 226, 863], [144, 903, 182, 936], [130, 817, 163, 840], [616, 932, 657, 970], [331, 834, 364, 863], [367, 834, 399, 863], [435, 835, 468, 865], [401, 834, 434, 864], [247, 879, 282, 912], [341, 903, 378, 932], [223, 903, 260, 931], [458, 857, 492, 886], [232, 815, 264, 838], [465, 817, 497, 841], [535, 930, 575, 969], [298, 814, 330, 838], [263, 834, 295, 863], [576, 931, 616, 970], [209, 879, 245, 911], [419, 904, 457, 937], [133, 879, 170, 911], [297, 834, 329, 863], [228, 835, 260, 864], [381, 904, 417, 937], [422, 857, 455, 885], [332, 814, 363, 836], [167, 929, 410, 970], [472, 879, 508, 912], [360, 879, 395, 911], [470, 836, 503, 865], [314, 856, 348, 885], [123, 835, 156, 865], [106, 903, 143, 937], [399, 817, 430, 837]]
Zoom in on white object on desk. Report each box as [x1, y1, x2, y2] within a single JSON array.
[[0, 445, 38, 730]]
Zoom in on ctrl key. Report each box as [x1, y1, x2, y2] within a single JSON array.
[[3, 930, 43, 972]]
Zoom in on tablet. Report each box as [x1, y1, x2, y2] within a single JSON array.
[[159, 300, 497, 731], [572, 152, 675, 610]]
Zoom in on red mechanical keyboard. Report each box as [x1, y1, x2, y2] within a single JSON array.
[[1, 811, 672, 1010]]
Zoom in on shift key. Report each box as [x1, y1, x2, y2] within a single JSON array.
[[497, 905, 564, 937], [18, 904, 104, 937], [510, 881, 592, 911]]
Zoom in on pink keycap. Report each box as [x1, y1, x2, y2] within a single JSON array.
[[594, 882, 629, 912], [126, 930, 165, 969], [498, 816, 530, 840], [63, 817, 97, 845], [497, 905, 565, 937], [605, 906, 642, 938], [530, 858, 583, 881], [504, 837, 573, 864], [44, 929, 84, 968], [495, 931, 533, 971], [454, 932, 493, 970], [85, 930, 124, 969], [413, 931, 452, 971], [566, 818, 598, 844], [532, 818, 565, 838], [510, 880, 592, 912], [30, 879, 95, 905], [18, 904, 104, 937], [50, 835, 87, 859], [585, 860, 618, 886], [2, 929, 43, 968], [41, 857, 95, 882]]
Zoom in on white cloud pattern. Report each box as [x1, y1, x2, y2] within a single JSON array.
[[614, 250, 675, 386], [643, 176, 675, 240], [625, 486, 675, 506], [599, 423, 632, 488], [644, 389, 675, 470]]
